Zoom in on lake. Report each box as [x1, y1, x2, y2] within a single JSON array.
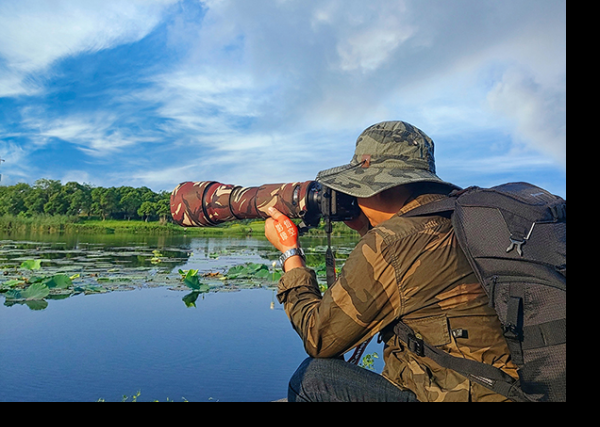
[[0, 231, 380, 402]]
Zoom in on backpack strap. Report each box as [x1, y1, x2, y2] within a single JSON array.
[[393, 321, 535, 402], [505, 284, 525, 365], [401, 187, 483, 218], [402, 194, 458, 218]]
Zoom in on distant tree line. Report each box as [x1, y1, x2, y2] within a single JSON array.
[[0, 179, 171, 222]]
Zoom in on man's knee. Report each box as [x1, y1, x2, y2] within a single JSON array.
[[288, 357, 335, 402], [287, 357, 362, 402], [287, 356, 419, 402]]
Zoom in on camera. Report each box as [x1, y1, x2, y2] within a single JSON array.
[[170, 180, 360, 232]]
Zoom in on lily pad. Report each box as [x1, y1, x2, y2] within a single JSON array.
[[225, 262, 282, 282], [20, 259, 42, 271], [4, 282, 50, 301], [44, 274, 73, 290], [181, 271, 210, 293], [0, 279, 24, 290]]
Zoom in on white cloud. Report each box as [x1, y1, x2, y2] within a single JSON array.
[[60, 170, 92, 186], [145, 69, 261, 135], [187, 0, 566, 167], [0, 141, 29, 185], [0, 69, 42, 98], [0, 0, 566, 194], [20, 111, 159, 157], [122, 163, 199, 190], [0, 0, 178, 95], [313, 1, 416, 73], [106, 0, 564, 192], [487, 67, 566, 168]]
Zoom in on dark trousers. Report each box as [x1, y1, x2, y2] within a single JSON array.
[[288, 357, 419, 402]]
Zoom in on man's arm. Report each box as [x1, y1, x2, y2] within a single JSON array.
[[276, 230, 401, 358]]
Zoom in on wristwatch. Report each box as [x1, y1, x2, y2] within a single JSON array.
[[279, 247, 305, 272]]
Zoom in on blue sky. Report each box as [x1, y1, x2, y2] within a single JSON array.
[[0, 0, 566, 197]]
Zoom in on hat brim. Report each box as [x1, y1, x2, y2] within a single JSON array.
[[316, 161, 460, 198]]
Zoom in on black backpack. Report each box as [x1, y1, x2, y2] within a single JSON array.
[[395, 182, 566, 402]]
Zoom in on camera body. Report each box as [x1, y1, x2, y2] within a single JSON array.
[[170, 180, 360, 232], [302, 181, 360, 229]]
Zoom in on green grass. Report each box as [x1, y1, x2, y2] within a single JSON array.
[[0, 214, 358, 237], [0, 214, 269, 236], [0, 214, 77, 233]]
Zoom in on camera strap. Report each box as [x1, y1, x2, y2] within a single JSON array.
[[325, 215, 336, 288]]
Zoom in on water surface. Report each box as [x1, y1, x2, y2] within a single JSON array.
[[0, 231, 379, 402], [1, 286, 305, 402]]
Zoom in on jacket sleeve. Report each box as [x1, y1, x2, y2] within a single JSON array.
[[277, 230, 401, 358]]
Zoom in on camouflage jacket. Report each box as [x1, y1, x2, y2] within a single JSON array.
[[277, 193, 519, 402]]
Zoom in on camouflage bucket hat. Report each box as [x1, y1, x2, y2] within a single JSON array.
[[316, 121, 460, 198]]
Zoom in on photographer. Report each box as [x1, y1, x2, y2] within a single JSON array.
[[265, 121, 518, 402]]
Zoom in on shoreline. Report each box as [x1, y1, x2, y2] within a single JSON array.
[[0, 215, 358, 237]]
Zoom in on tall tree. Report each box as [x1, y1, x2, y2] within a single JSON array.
[[0, 183, 31, 215], [62, 182, 92, 216], [118, 187, 142, 220], [91, 187, 118, 221]]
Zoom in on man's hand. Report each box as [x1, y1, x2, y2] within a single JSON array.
[[265, 207, 305, 272], [265, 207, 299, 252]]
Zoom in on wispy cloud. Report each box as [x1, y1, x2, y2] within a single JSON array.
[[0, 0, 566, 196], [487, 67, 566, 168], [176, 0, 566, 159], [0, 141, 28, 184], [142, 69, 262, 135], [20, 109, 161, 157], [0, 0, 178, 96]]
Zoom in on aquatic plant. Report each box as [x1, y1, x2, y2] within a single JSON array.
[[0, 234, 357, 311], [177, 263, 284, 308], [225, 262, 282, 282], [359, 352, 380, 371]]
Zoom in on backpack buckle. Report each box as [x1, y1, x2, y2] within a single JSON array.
[[408, 333, 425, 357], [506, 223, 537, 257], [502, 323, 522, 341], [506, 238, 525, 257]]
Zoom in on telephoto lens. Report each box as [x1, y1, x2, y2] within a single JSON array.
[[170, 181, 316, 227], [171, 180, 360, 230]]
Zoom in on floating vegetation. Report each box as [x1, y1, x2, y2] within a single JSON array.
[[0, 234, 358, 311], [177, 263, 284, 308], [225, 263, 283, 282], [0, 239, 286, 310]]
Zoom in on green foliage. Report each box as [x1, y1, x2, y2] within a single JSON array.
[[0, 179, 171, 223], [97, 390, 188, 402], [178, 269, 210, 307], [2, 261, 73, 305], [1, 257, 131, 308], [179, 269, 210, 292], [20, 259, 42, 270], [43, 274, 73, 290], [359, 352, 379, 371], [225, 262, 282, 281], [3, 282, 50, 302], [177, 263, 284, 308]]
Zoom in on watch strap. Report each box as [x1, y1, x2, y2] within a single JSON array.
[[279, 248, 305, 272]]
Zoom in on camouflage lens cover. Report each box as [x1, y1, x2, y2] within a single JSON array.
[[170, 181, 315, 227]]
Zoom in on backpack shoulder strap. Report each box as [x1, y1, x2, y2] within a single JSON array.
[[402, 187, 474, 218]]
